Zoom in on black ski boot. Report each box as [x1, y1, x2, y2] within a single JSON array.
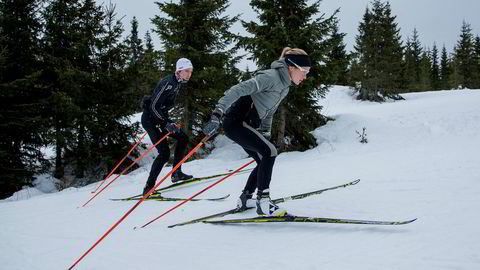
[[236, 190, 255, 210], [171, 170, 193, 183], [143, 182, 154, 196]]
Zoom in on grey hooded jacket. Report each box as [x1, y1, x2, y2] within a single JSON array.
[[216, 59, 291, 132]]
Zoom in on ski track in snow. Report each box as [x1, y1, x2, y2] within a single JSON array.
[[1, 86, 480, 270]]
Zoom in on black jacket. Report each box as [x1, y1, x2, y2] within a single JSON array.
[[143, 74, 183, 124]]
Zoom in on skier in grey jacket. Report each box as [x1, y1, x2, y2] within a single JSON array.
[[203, 47, 311, 216]]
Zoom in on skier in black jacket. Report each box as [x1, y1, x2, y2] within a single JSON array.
[[141, 58, 194, 195]]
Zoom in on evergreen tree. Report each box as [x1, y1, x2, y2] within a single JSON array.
[[0, 0, 48, 198], [42, 1, 140, 186], [418, 49, 432, 90], [139, 31, 163, 97], [473, 36, 480, 88], [402, 38, 415, 91], [353, 0, 404, 101], [403, 29, 424, 91], [124, 17, 147, 101], [89, 3, 141, 183], [430, 43, 440, 90], [240, 0, 337, 151], [452, 21, 475, 89], [152, 0, 241, 138], [439, 45, 451, 89], [324, 17, 350, 85], [73, 0, 107, 178], [42, 0, 83, 180]]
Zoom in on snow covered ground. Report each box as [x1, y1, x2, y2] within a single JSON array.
[[1, 86, 480, 270]]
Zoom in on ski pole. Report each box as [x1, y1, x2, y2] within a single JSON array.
[[91, 132, 147, 193], [136, 159, 255, 229], [81, 132, 170, 208], [68, 135, 210, 270]]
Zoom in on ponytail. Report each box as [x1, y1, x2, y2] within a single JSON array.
[[279, 47, 308, 59]]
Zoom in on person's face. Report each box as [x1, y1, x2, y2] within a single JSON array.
[[289, 65, 310, 85], [177, 68, 193, 82]]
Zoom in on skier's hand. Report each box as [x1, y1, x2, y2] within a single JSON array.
[[203, 109, 222, 136], [165, 122, 180, 133]]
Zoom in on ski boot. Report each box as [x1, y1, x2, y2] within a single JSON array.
[[236, 190, 256, 210], [256, 189, 288, 217], [171, 170, 193, 183]]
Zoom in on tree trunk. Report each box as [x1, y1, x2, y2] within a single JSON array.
[[54, 118, 64, 179], [76, 121, 85, 179]]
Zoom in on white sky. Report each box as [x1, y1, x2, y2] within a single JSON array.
[[97, 0, 480, 69]]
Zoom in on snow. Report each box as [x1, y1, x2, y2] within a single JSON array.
[[1, 86, 480, 270]]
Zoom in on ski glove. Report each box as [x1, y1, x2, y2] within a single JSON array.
[[203, 109, 223, 136], [165, 122, 180, 133]]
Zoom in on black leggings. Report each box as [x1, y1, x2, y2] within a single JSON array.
[[141, 112, 188, 187], [223, 117, 277, 193]]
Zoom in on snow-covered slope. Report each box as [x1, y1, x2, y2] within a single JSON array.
[[1, 87, 480, 270]]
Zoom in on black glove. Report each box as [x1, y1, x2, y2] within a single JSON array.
[[165, 122, 180, 133], [203, 109, 222, 136]]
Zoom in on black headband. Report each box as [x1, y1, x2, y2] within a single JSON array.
[[285, 54, 311, 67]]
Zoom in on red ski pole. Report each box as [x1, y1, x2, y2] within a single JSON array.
[[91, 132, 147, 193], [136, 159, 255, 229], [68, 135, 210, 270], [81, 132, 170, 208]]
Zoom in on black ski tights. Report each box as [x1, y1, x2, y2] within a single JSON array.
[[223, 118, 277, 193]]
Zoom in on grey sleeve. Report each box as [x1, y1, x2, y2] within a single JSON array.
[[216, 73, 272, 114]]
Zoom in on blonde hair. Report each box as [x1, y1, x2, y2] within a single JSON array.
[[279, 47, 308, 59]]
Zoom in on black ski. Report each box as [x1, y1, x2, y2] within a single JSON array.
[[111, 194, 230, 202], [203, 215, 417, 226], [115, 168, 253, 201], [168, 179, 360, 228]]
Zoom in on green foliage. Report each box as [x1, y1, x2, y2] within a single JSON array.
[[451, 21, 476, 89], [324, 18, 351, 85], [474, 36, 480, 88], [418, 50, 432, 90], [430, 43, 441, 90], [439, 45, 451, 89], [239, 0, 339, 151], [152, 0, 241, 138], [353, 0, 404, 101], [40, 0, 140, 185], [0, 0, 48, 198], [403, 29, 423, 91]]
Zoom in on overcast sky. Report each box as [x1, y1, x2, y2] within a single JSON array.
[[97, 0, 480, 70]]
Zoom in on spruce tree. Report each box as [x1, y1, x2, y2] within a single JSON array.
[[124, 17, 147, 101], [90, 3, 141, 183], [430, 43, 440, 90], [439, 45, 451, 90], [403, 29, 423, 91], [324, 17, 350, 85], [42, 0, 83, 180], [0, 0, 48, 198], [152, 0, 241, 138], [139, 31, 163, 97], [418, 49, 432, 90], [473, 36, 480, 89], [240, 0, 338, 151], [353, 0, 404, 101], [403, 38, 415, 91], [452, 21, 475, 89], [42, 1, 140, 185]]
